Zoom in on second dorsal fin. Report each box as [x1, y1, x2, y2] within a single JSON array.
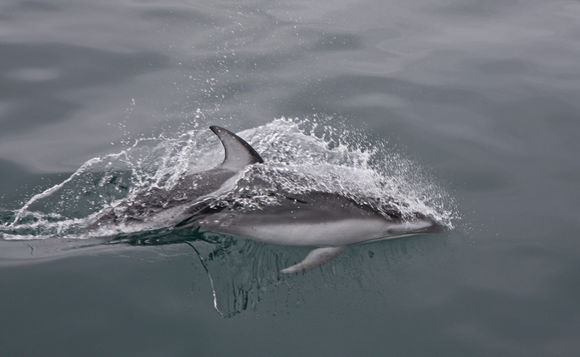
[[210, 126, 264, 171]]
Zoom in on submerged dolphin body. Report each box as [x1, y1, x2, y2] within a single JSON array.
[[93, 126, 443, 273]]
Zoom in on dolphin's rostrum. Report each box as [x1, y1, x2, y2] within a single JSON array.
[[92, 126, 443, 273]]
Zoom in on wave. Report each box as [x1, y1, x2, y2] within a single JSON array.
[[0, 116, 457, 240]]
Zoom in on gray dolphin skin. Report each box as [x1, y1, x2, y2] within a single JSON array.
[[92, 126, 443, 273], [91, 126, 263, 228]]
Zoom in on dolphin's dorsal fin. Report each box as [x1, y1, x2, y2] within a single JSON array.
[[210, 126, 264, 171]]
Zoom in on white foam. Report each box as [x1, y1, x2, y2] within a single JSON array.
[[0, 117, 457, 240]]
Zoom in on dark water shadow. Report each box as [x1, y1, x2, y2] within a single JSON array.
[[109, 228, 451, 318], [0, 226, 449, 318]]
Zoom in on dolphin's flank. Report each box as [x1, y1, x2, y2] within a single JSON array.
[[91, 126, 443, 273]]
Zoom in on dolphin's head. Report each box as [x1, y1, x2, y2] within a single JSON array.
[[412, 212, 445, 233], [385, 213, 445, 236], [417, 217, 445, 233]]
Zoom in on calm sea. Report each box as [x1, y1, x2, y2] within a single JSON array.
[[1, 0, 579, 356]]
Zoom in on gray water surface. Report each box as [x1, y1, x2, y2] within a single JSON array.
[[1, 0, 580, 356]]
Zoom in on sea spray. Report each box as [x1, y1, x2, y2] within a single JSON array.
[[0, 117, 457, 240]]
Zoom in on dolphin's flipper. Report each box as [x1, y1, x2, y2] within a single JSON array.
[[210, 126, 263, 171], [281, 246, 346, 274]]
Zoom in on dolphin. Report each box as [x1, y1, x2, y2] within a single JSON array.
[[91, 126, 443, 273], [90, 126, 263, 228]]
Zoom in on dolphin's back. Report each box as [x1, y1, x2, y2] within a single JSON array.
[[90, 126, 262, 228]]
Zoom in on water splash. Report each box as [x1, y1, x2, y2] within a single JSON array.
[[0, 116, 458, 317], [0, 117, 456, 240]]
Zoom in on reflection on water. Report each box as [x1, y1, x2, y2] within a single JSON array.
[[0, 226, 447, 318]]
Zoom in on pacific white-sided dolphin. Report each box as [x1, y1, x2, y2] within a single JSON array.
[[92, 126, 443, 273]]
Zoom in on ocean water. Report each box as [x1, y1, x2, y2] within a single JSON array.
[[1, 0, 579, 356]]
